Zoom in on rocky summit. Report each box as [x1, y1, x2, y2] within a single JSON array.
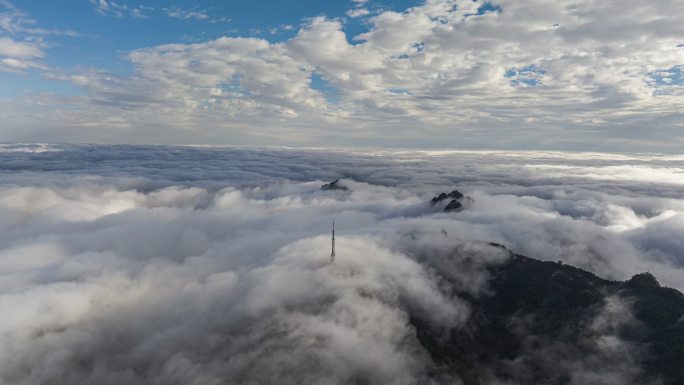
[[431, 190, 467, 212], [321, 179, 349, 191]]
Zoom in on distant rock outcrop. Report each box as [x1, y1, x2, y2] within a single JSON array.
[[431, 190, 467, 212], [321, 179, 348, 191]]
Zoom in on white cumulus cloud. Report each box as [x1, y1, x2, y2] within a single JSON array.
[[2, 0, 683, 149]]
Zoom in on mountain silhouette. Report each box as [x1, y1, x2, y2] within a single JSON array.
[[412, 246, 684, 385]]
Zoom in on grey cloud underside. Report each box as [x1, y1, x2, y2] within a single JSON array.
[[0, 144, 683, 384]]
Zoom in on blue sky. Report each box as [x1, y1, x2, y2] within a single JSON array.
[[1, 0, 415, 96], [1, 0, 684, 151]]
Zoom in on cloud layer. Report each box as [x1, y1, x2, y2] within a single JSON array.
[[0, 144, 682, 384], [2, 0, 684, 149]]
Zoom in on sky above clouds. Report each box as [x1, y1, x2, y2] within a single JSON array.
[[1, 0, 684, 150]]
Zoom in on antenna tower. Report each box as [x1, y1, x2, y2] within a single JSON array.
[[331, 220, 335, 263]]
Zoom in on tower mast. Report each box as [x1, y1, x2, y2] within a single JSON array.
[[331, 220, 335, 263]]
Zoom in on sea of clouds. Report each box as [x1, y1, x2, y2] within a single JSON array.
[[0, 143, 682, 384]]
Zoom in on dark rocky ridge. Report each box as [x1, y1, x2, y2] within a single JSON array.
[[412, 247, 684, 385], [321, 179, 349, 191], [431, 190, 467, 212]]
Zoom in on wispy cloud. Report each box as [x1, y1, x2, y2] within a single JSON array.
[[269, 24, 295, 35], [163, 6, 209, 21], [346, 8, 370, 18], [88, 0, 151, 19], [0, 0, 78, 36], [0, 43, 44, 72], [0, 1, 78, 73], [161, 6, 230, 23]]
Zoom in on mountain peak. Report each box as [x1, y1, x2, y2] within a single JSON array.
[[627, 272, 661, 288]]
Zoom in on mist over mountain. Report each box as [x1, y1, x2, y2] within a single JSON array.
[[4, 0, 684, 382], [0, 144, 682, 384]]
